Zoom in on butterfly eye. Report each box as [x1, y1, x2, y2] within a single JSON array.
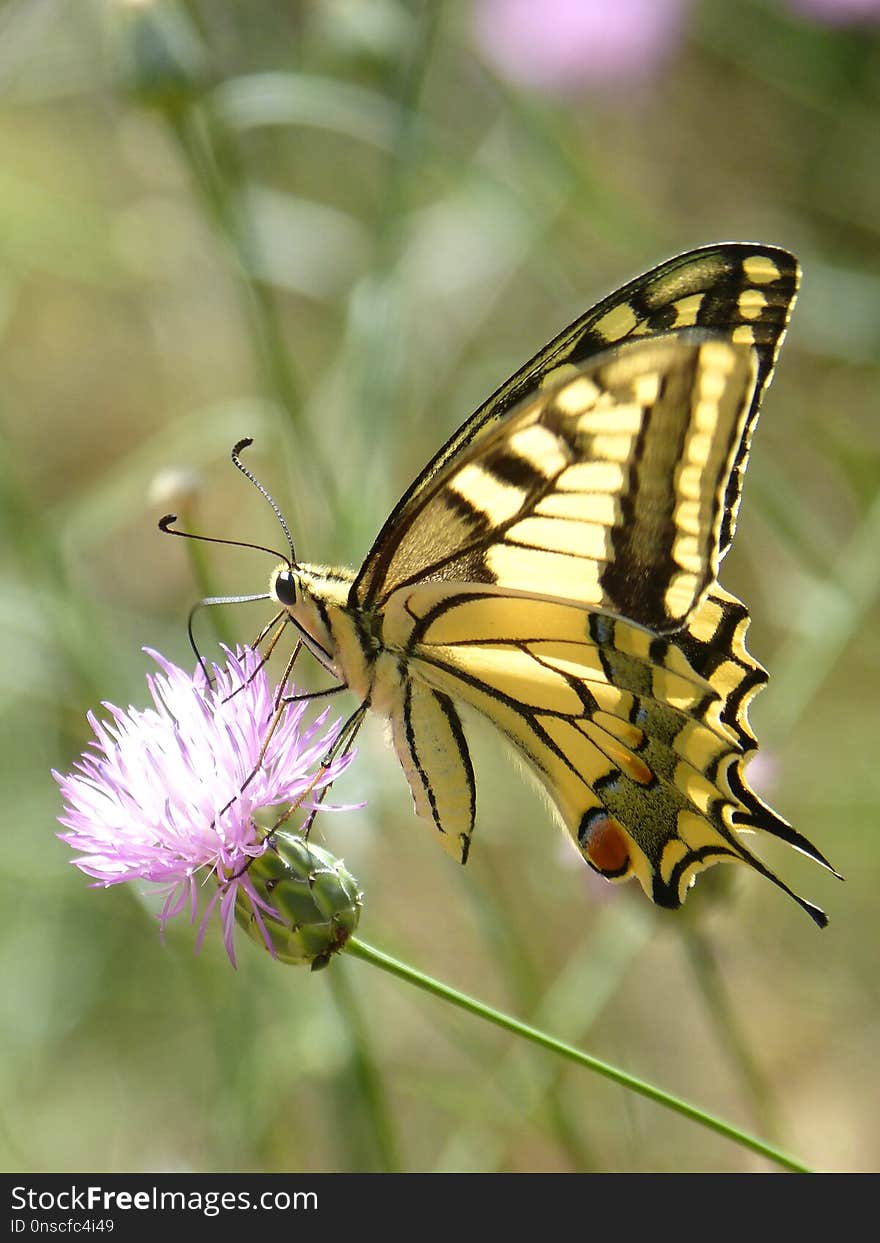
[[274, 568, 297, 607]]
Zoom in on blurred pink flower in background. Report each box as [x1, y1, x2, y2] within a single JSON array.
[[783, 0, 880, 22], [472, 0, 689, 93]]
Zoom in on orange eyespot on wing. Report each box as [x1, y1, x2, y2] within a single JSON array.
[[580, 812, 632, 878]]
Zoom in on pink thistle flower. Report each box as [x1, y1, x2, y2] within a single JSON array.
[[472, 0, 689, 94], [54, 647, 358, 966]]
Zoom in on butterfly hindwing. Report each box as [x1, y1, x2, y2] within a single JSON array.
[[381, 581, 830, 924]]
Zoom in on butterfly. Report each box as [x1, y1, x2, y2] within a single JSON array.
[[266, 244, 837, 925]]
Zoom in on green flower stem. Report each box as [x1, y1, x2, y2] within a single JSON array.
[[340, 2, 443, 546], [162, 105, 338, 522], [345, 936, 813, 1174]]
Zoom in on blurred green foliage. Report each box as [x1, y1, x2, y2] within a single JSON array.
[[1, 0, 879, 1173]]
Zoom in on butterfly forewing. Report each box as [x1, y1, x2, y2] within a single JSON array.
[[352, 243, 799, 612], [354, 335, 757, 632]]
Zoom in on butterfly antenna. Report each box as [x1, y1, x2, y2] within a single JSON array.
[[231, 438, 296, 566], [158, 514, 290, 567]]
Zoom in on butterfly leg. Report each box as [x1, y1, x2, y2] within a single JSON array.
[[277, 700, 369, 841]]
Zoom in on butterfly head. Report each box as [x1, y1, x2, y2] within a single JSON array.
[[270, 561, 357, 681], [270, 562, 353, 609]]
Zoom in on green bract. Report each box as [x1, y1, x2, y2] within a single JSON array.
[[236, 832, 363, 970]]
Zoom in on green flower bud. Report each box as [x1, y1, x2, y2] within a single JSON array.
[[235, 833, 363, 970]]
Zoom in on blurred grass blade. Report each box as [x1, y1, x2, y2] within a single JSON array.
[[210, 72, 410, 151], [764, 482, 880, 738]]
